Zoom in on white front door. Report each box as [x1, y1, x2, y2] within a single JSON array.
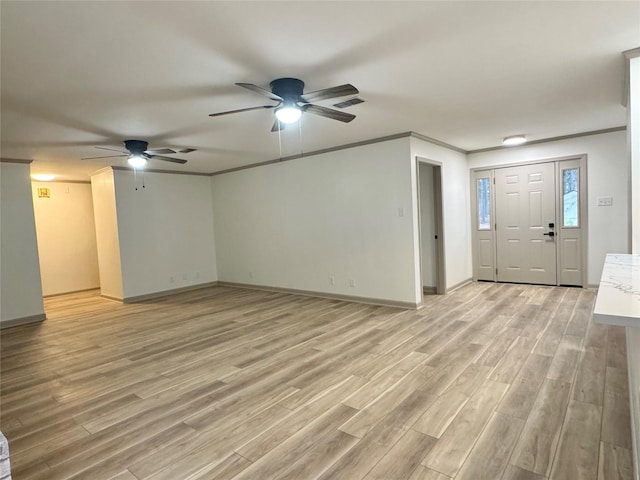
[[495, 163, 557, 285]]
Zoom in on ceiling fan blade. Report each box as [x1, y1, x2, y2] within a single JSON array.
[[302, 104, 356, 123], [95, 146, 128, 154], [145, 148, 176, 155], [209, 104, 277, 117], [82, 154, 127, 160], [300, 84, 359, 102], [333, 97, 365, 109], [179, 148, 197, 154], [236, 83, 283, 102], [148, 154, 187, 164]]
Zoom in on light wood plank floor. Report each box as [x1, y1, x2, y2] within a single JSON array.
[[0, 283, 633, 480]]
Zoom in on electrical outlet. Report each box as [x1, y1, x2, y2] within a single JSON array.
[[249, 271, 254, 279], [398, 207, 405, 217], [169, 276, 175, 283], [349, 279, 356, 287], [329, 275, 335, 286], [182, 273, 188, 280]]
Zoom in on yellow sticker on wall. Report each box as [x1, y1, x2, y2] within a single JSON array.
[[37, 187, 50, 198]]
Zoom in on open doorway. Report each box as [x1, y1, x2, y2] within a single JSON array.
[[417, 159, 446, 295], [31, 180, 100, 298]]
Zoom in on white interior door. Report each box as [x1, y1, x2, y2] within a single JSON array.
[[495, 163, 557, 285]]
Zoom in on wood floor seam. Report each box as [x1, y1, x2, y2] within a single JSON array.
[[0, 283, 632, 480]]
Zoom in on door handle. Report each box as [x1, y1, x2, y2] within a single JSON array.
[[543, 232, 555, 237]]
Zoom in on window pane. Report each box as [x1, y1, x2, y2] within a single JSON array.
[[477, 177, 491, 230], [563, 168, 579, 227]]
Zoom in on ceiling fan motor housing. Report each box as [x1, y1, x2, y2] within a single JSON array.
[[270, 78, 304, 101], [124, 139, 149, 155]]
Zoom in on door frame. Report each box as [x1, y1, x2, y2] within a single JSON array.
[[555, 157, 589, 287], [416, 156, 446, 295], [470, 154, 588, 287], [471, 168, 497, 282]]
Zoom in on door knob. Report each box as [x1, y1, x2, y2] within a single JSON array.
[[543, 231, 555, 237]]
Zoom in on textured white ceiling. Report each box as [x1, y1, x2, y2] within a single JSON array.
[[1, 1, 638, 180]]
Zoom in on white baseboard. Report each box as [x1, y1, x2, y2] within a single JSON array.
[[122, 282, 219, 303], [43, 287, 100, 298], [446, 278, 473, 293], [100, 280, 421, 309], [100, 294, 124, 302], [217, 281, 420, 309], [1, 313, 46, 329]]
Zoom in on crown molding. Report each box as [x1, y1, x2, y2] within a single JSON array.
[[31, 179, 91, 184], [210, 131, 471, 177], [110, 165, 210, 176], [210, 132, 415, 176], [409, 132, 467, 154], [0, 158, 33, 164], [467, 126, 626, 154]]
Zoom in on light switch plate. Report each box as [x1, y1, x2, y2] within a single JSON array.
[[597, 196, 613, 207]]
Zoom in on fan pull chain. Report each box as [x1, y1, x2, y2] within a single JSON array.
[[133, 168, 146, 190], [298, 117, 304, 158], [277, 121, 283, 160]]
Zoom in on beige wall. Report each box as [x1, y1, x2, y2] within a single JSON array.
[[32, 181, 100, 296], [625, 52, 640, 480], [0, 162, 44, 324], [112, 169, 217, 299], [212, 137, 420, 306], [630, 56, 640, 254], [91, 169, 124, 299], [468, 130, 628, 286], [411, 137, 472, 291]]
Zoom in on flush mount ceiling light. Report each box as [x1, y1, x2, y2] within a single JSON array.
[[275, 104, 302, 124], [127, 154, 148, 168], [503, 135, 527, 146], [32, 174, 56, 181]]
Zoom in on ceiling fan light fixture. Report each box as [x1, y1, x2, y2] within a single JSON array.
[[275, 105, 302, 124], [127, 154, 147, 168], [503, 135, 527, 146]]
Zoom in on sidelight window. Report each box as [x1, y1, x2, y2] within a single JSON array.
[[562, 168, 579, 227], [477, 177, 491, 230]]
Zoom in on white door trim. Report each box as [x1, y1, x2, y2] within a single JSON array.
[[416, 156, 446, 296], [470, 155, 588, 287], [471, 169, 496, 281], [555, 156, 589, 287]]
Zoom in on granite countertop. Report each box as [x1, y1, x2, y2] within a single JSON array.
[[593, 253, 640, 328], [0, 432, 10, 480]]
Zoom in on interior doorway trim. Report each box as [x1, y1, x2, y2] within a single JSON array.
[[470, 154, 588, 287], [416, 156, 446, 299]]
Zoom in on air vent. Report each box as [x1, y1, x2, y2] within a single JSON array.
[[333, 97, 365, 109]]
